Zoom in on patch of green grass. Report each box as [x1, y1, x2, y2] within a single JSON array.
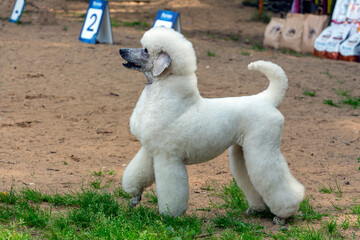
[[335, 88, 350, 97], [337, 79, 346, 85], [303, 90, 316, 97], [252, 43, 266, 51], [0, 187, 204, 239], [350, 204, 360, 215], [323, 99, 340, 107], [323, 217, 348, 239], [0, 224, 33, 239], [110, 19, 122, 27], [107, 169, 117, 175], [321, 70, 333, 79], [144, 189, 158, 204], [202, 184, 215, 192], [92, 170, 104, 177], [323, 83, 359, 109], [63, 26, 67, 31], [228, 35, 240, 42], [340, 216, 350, 230], [92, 169, 117, 177], [333, 178, 343, 198], [207, 50, 216, 57], [111, 19, 150, 30], [319, 179, 342, 198], [71, 12, 86, 18], [195, 206, 212, 212], [330, 201, 342, 211], [207, 179, 271, 237], [212, 179, 248, 212], [0, 180, 354, 239], [212, 211, 265, 235], [342, 96, 360, 109], [319, 184, 334, 194], [89, 179, 111, 189], [296, 196, 328, 221], [241, 51, 251, 56], [275, 223, 326, 239], [113, 187, 131, 199]]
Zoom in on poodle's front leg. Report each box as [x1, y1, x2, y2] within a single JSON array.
[[154, 156, 189, 217], [122, 147, 155, 206]]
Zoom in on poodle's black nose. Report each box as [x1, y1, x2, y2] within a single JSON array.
[[119, 48, 130, 58]]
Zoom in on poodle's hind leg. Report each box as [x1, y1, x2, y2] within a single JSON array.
[[154, 156, 189, 217], [229, 145, 266, 214], [122, 147, 155, 207], [242, 116, 305, 220]]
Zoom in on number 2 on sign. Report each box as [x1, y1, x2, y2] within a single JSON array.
[[80, 8, 103, 40], [87, 14, 97, 32]]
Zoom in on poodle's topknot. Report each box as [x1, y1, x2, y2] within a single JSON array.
[[141, 27, 197, 76]]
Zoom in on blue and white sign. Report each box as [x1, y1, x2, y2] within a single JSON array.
[[9, 0, 25, 23], [152, 10, 181, 32], [79, 0, 113, 44]]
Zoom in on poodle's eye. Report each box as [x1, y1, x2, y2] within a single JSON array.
[[144, 48, 148, 53]]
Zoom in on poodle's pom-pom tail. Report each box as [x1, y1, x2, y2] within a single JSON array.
[[248, 60, 288, 107]]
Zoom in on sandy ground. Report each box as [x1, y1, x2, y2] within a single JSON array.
[[0, 0, 359, 229]]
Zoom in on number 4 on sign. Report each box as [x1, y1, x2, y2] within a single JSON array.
[[10, 0, 25, 23], [79, 0, 113, 44]]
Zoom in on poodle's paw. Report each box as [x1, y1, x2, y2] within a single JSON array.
[[272, 216, 287, 226], [244, 207, 264, 216], [130, 194, 142, 207]]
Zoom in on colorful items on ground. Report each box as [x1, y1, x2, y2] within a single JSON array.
[[264, 0, 360, 62], [314, 0, 360, 62]]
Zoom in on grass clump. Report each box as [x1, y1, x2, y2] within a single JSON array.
[[207, 50, 216, 57], [0, 179, 352, 239], [252, 43, 266, 51], [319, 178, 343, 198], [323, 99, 340, 107], [341, 96, 360, 109], [323, 87, 359, 109], [296, 196, 328, 221], [321, 70, 334, 79], [92, 168, 117, 177], [111, 19, 150, 30], [209, 179, 267, 238], [0, 187, 203, 239], [319, 184, 334, 194], [303, 90, 316, 97], [144, 189, 158, 204]]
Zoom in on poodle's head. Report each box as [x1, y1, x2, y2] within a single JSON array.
[[120, 27, 197, 84]]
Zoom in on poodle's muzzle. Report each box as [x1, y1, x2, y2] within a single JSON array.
[[119, 48, 149, 72]]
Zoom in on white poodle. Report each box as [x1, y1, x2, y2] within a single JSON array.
[[119, 27, 304, 224]]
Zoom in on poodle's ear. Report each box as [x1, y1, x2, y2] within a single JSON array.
[[153, 52, 171, 77]]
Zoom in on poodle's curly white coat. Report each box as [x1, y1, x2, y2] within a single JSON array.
[[121, 27, 305, 219]]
